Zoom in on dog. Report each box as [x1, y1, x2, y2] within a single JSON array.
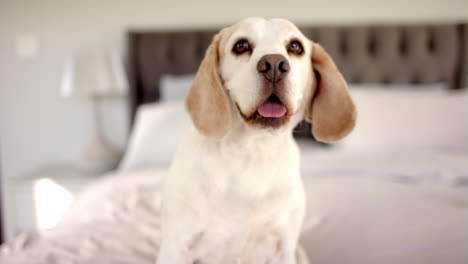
[[157, 17, 356, 264]]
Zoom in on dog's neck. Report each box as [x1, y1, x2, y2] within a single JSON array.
[[176, 118, 303, 200], [188, 125, 299, 198], [220, 120, 295, 152]]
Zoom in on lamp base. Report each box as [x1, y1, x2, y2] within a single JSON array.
[[79, 136, 121, 175]]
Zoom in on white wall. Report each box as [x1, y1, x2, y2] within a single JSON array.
[[1, 0, 467, 179]]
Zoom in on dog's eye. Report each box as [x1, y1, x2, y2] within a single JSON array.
[[233, 39, 251, 55], [288, 40, 304, 55]]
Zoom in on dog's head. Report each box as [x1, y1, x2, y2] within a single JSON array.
[[186, 17, 356, 142]]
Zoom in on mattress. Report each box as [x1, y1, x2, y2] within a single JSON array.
[[1, 164, 467, 264]]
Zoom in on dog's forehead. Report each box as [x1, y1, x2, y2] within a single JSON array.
[[224, 17, 304, 45]]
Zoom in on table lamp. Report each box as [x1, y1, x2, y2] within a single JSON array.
[[60, 49, 128, 174]]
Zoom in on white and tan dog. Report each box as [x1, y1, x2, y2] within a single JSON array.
[[158, 17, 356, 264]]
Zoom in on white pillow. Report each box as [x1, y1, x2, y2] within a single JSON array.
[[342, 85, 468, 152], [160, 74, 195, 101], [119, 101, 191, 171]]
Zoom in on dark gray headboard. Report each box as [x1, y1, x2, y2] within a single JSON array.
[[127, 23, 467, 124]]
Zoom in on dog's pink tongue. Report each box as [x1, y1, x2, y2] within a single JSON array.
[[258, 101, 287, 118]]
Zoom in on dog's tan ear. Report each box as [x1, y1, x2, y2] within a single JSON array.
[[185, 34, 232, 139], [305, 43, 357, 143]]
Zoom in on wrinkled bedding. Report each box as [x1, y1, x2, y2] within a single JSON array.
[[1, 171, 165, 264], [299, 141, 468, 187], [2, 150, 468, 264]]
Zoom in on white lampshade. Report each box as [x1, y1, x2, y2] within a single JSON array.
[[61, 49, 129, 97]]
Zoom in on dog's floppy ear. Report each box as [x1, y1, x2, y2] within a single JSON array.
[[185, 33, 232, 139], [305, 43, 357, 143]]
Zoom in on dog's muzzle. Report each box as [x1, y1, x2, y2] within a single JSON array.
[[256, 54, 289, 118]]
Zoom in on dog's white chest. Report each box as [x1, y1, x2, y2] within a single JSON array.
[[195, 202, 296, 263], [174, 181, 302, 263]]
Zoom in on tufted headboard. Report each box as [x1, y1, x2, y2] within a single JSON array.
[[127, 23, 467, 124]]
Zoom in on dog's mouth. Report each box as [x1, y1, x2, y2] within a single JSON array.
[[237, 93, 290, 128], [257, 94, 287, 118]]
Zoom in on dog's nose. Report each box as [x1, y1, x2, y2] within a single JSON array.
[[257, 54, 289, 83]]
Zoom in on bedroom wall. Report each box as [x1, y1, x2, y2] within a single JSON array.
[[0, 0, 467, 177]]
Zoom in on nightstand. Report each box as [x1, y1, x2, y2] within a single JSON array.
[[3, 164, 99, 241]]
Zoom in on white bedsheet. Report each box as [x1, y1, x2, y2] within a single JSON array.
[[298, 144, 468, 263], [1, 151, 467, 263], [301, 177, 468, 264], [299, 140, 468, 187]]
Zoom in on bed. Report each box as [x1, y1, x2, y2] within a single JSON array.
[[1, 23, 468, 264]]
